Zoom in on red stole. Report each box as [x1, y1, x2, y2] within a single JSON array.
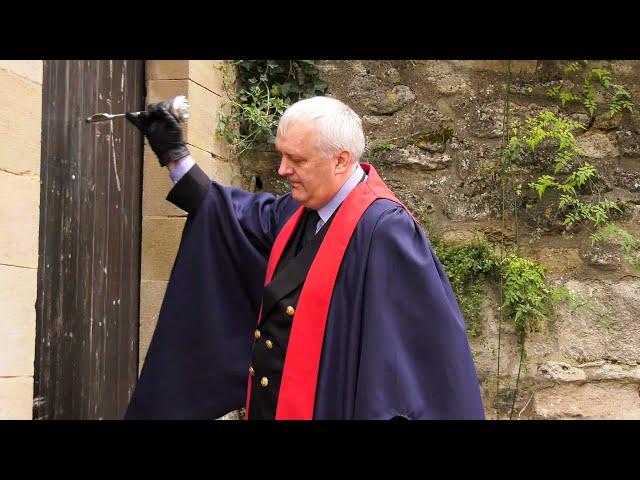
[[245, 163, 405, 419]]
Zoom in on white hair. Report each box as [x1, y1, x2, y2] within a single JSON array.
[[277, 96, 365, 163]]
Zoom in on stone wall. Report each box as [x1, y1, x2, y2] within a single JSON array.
[[239, 60, 640, 419], [139, 61, 244, 366], [0, 60, 43, 419]]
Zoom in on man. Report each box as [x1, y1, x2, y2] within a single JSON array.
[[125, 96, 484, 420]]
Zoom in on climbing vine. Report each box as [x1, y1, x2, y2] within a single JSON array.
[[217, 60, 327, 158], [431, 236, 562, 341], [491, 60, 637, 419], [519, 65, 639, 268], [509, 112, 627, 235], [431, 236, 499, 337], [218, 60, 636, 420], [546, 61, 634, 119]]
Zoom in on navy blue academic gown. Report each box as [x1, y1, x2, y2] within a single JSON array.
[[125, 164, 485, 420]]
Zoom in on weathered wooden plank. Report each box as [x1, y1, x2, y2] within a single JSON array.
[[34, 60, 143, 419]]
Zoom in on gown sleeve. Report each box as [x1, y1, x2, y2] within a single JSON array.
[[125, 164, 297, 419]]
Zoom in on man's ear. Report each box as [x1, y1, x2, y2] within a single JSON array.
[[334, 150, 352, 174]]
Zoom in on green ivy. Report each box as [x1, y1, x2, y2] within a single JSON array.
[[217, 60, 327, 158], [431, 236, 500, 336], [517, 83, 639, 268], [506, 112, 626, 232], [546, 62, 635, 118], [431, 235, 567, 338], [491, 60, 638, 418], [500, 254, 554, 335]]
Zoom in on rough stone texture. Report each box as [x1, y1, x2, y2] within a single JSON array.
[[441, 230, 477, 246], [423, 61, 472, 96], [346, 68, 416, 115], [522, 247, 583, 276], [469, 288, 525, 379], [536, 361, 587, 383], [533, 383, 640, 419], [617, 129, 640, 158], [584, 362, 640, 382], [236, 60, 640, 419], [580, 242, 626, 269], [385, 145, 452, 171], [556, 279, 640, 365], [575, 132, 619, 159], [614, 168, 640, 192], [464, 60, 538, 75], [366, 85, 416, 115]]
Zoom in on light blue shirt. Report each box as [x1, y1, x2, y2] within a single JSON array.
[[169, 155, 196, 184], [315, 163, 365, 233], [169, 156, 366, 234]]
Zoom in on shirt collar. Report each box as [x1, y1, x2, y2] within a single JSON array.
[[317, 163, 366, 224]]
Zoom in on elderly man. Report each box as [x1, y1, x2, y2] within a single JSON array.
[[125, 96, 484, 420]]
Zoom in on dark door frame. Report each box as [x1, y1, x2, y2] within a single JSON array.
[[34, 60, 145, 420]]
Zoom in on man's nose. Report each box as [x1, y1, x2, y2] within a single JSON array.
[[278, 159, 292, 177]]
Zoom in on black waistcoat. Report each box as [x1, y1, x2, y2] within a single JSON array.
[[248, 210, 335, 420]]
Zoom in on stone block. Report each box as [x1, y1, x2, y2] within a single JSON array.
[[0, 377, 33, 419], [0, 61, 43, 84], [0, 265, 36, 376], [0, 69, 43, 176], [522, 247, 583, 276], [142, 145, 186, 217], [188, 144, 213, 179], [185, 80, 223, 154], [211, 157, 235, 186], [145, 60, 188, 80], [138, 279, 168, 368], [575, 132, 619, 159], [0, 171, 40, 268], [556, 279, 640, 364], [189, 60, 224, 94], [464, 60, 537, 75], [140, 217, 186, 281], [533, 383, 640, 419], [146, 79, 189, 106]]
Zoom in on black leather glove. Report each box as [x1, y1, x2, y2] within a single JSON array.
[[126, 102, 190, 166]]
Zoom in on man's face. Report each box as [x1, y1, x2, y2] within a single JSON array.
[[275, 122, 341, 210]]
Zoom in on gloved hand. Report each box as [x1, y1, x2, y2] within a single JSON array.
[[126, 102, 190, 166]]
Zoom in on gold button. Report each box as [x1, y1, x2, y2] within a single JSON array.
[[254, 329, 261, 340], [286, 306, 295, 316], [249, 366, 255, 377], [260, 377, 269, 387], [265, 340, 273, 350]]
